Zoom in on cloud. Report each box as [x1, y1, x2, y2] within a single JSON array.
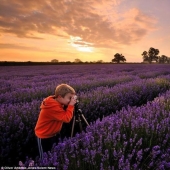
[[0, 43, 53, 52], [0, 0, 157, 48]]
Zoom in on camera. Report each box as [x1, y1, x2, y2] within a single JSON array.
[[74, 95, 79, 111]]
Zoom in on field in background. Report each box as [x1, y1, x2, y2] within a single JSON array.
[[1, 64, 170, 169]]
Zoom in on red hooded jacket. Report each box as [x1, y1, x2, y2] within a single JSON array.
[[35, 95, 74, 138]]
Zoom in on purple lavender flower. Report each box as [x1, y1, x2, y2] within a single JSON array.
[[1, 64, 170, 167]]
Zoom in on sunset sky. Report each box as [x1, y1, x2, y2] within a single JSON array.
[[0, 0, 170, 62]]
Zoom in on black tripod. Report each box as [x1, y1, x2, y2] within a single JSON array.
[[71, 104, 89, 138]]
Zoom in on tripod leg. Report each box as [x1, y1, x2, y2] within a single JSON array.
[[81, 114, 89, 126], [78, 115, 83, 132], [71, 115, 76, 138]]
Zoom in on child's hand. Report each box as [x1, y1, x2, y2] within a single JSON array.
[[69, 95, 77, 106]]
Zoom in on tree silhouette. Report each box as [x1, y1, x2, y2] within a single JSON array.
[[96, 60, 104, 63], [142, 47, 159, 63], [51, 59, 59, 63], [148, 47, 159, 63], [158, 55, 169, 63], [112, 53, 126, 63], [74, 58, 82, 63], [141, 51, 149, 62]]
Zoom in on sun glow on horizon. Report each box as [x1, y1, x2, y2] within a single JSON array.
[[0, 0, 170, 62], [69, 36, 94, 53]]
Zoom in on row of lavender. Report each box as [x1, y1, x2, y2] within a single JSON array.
[[1, 64, 170, 166], [78, 78, 170, 120], [0, 74, 137, 104], [27, 89, 170, 170], [1, 78, 170, 166], [1, 64, 170, 104]]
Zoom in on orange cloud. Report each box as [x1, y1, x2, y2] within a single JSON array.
[[0, 43, 53, 52], [0, 0, 157, 49]]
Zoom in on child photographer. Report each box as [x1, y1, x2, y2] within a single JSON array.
[[35, 84, 77, 160]]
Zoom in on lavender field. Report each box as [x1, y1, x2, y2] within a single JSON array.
[[1, 64, 170, 169]]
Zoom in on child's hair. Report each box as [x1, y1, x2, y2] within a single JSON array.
[[55, 84, 75, 98]]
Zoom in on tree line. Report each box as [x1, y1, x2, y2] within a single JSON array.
[[111, 47, 170, 64], [51, 47, 169, 64], [1, 47, 169, 66], [141, 47, 170, 64]]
